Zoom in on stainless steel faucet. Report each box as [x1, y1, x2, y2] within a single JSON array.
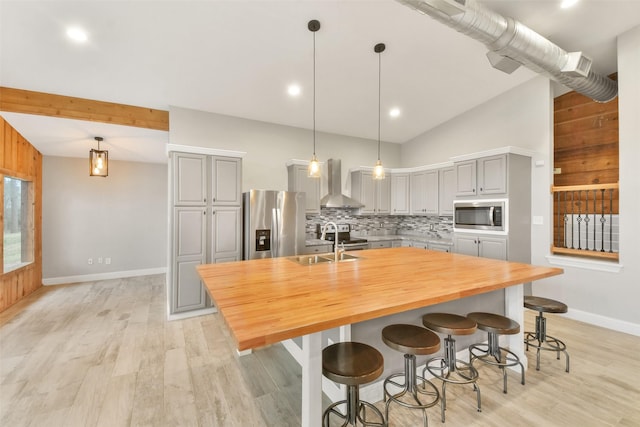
[[320, 221, 342, 262]]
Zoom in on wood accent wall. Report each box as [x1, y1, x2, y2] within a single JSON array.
[[0, 116, 43, 312], [554, 75, 619, 188], [0, 87, 169, 131]]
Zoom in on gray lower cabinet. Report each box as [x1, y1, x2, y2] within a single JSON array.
[[170, 152, 242, 315], [454, 234, 507, 260], [368, 240, 392, 249], [428, 243, 451, 253], [303, 244, 333, 254], [209, 207, 242, 263], [173, 207, 207, 312]]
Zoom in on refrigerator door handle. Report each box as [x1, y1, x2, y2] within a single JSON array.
[[272, 208, 280, 256]]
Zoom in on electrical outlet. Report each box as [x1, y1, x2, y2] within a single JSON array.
[[88, 258, 93, 265], [98, 257, 103, 264], [105, 258, 111, 265], [553, 168, 562, 174]]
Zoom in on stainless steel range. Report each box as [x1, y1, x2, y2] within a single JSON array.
[[316, 223, 369, 250]]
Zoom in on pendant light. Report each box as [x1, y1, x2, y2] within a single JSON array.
[[89, 136, 108, 177], [307, 19, 321, 178], [373, 43, 386, 180]]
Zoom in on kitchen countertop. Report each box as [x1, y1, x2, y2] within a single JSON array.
[[305, 239, 333, 246], [197, 247, 562, 351]]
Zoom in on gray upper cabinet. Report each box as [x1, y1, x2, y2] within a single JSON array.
[[438, 167, 455, 216], [351, 170, 391, 215], [288, 164, 321, 214], [210, 156, 242, 206], [410, 170, 438, 215], [391, 173, 410, 215], [174, 153, 206, 206], [455, 154, 506, 196]]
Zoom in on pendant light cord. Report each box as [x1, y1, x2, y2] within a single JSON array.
[[377, 50, 381, 161], [313, 29, 317, 156]]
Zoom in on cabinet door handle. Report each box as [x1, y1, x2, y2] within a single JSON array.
[[472, 188, 476, 193], [204, 198, 206, 203], [480, 187, 483, 192]]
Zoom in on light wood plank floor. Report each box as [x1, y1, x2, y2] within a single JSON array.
[[1, 275, 639, 426]]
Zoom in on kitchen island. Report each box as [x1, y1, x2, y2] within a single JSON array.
[[197, 247, 562, 427]]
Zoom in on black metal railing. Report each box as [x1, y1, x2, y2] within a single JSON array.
[[552, 183, 619, 261]]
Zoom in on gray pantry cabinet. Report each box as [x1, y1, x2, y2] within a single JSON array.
[[169, 152, 242, 315]]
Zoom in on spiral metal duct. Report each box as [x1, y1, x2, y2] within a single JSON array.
[[395, 0, 617, 102]]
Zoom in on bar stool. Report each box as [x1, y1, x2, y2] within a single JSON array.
[[467, 312, 525, 393], [381, 324, 440, 427], [322, 341, 386, 427], [422, 313, 481, 423], [524, 296, 570, 372]]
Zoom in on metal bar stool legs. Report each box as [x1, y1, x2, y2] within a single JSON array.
[[523, 296, 570, 373], [382, 324, 440, 427], [322, 342, 386, 427], [467, 312, 525, 393], [421, 314, 481, 423]]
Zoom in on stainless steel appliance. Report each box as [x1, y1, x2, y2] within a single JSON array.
[[453, 200, 506, 232], [243, 190, 306, 259], [316, 223, 369, 250]]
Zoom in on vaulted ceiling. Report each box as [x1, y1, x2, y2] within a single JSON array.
[[1, 0, 639, 163]]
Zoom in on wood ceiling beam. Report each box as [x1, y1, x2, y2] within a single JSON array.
[[0, 87, 169, 131]]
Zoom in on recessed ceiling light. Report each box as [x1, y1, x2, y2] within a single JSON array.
[[560, 0, 579, 9], [389, 107, 401, 118], [287, 84, 301, 97], [66, 27, 88, 43]]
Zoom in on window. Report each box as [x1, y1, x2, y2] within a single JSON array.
[[3, 176, 34, 273]]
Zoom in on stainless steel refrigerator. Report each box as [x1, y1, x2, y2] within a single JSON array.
[[243, 190, 306, 260]]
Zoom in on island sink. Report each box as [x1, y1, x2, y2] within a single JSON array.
[[288, 252, 360, 265]]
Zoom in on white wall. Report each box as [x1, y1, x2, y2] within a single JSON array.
[[169, 107, 401, 196], [42, 156, 168, 281], [401, 44, 640, 333]]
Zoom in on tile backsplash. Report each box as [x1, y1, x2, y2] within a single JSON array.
[[306, 208, 453, 239]]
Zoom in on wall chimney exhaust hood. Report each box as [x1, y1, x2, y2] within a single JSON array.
[[320, 159, 364, 209]]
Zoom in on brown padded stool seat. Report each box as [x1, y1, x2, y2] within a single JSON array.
[[422, 312, 477, 335], [524, 296, 568, 313], [322, 341, 384, 386], [467, 312, 520, 335], [422, 313, 480, 422], [524, 295, 570, 372], [382, 324, 440, 355], [467, 312, 525, 393], [322, 342, 385, 426], [381, 324, 440, 427]]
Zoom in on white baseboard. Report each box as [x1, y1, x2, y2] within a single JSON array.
[[565, 308, 640, 337], [166, 306, 217, 321], [42, 267, 167, 286]]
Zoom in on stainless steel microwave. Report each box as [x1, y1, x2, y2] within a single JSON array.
[[454, 200, 506, 231]]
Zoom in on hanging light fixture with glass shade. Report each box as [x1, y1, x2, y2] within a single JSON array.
[[307, 19, 321, 178], [89, 136, 108, 177], [373, 43, 386, 180]]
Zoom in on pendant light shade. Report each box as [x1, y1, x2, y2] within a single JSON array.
[[90, 136, 108, 177], [307, 19, 321, 178], [373, 43, 386, 180]]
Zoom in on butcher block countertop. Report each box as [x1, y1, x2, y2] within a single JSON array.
[[197, 247, 563, 351]]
